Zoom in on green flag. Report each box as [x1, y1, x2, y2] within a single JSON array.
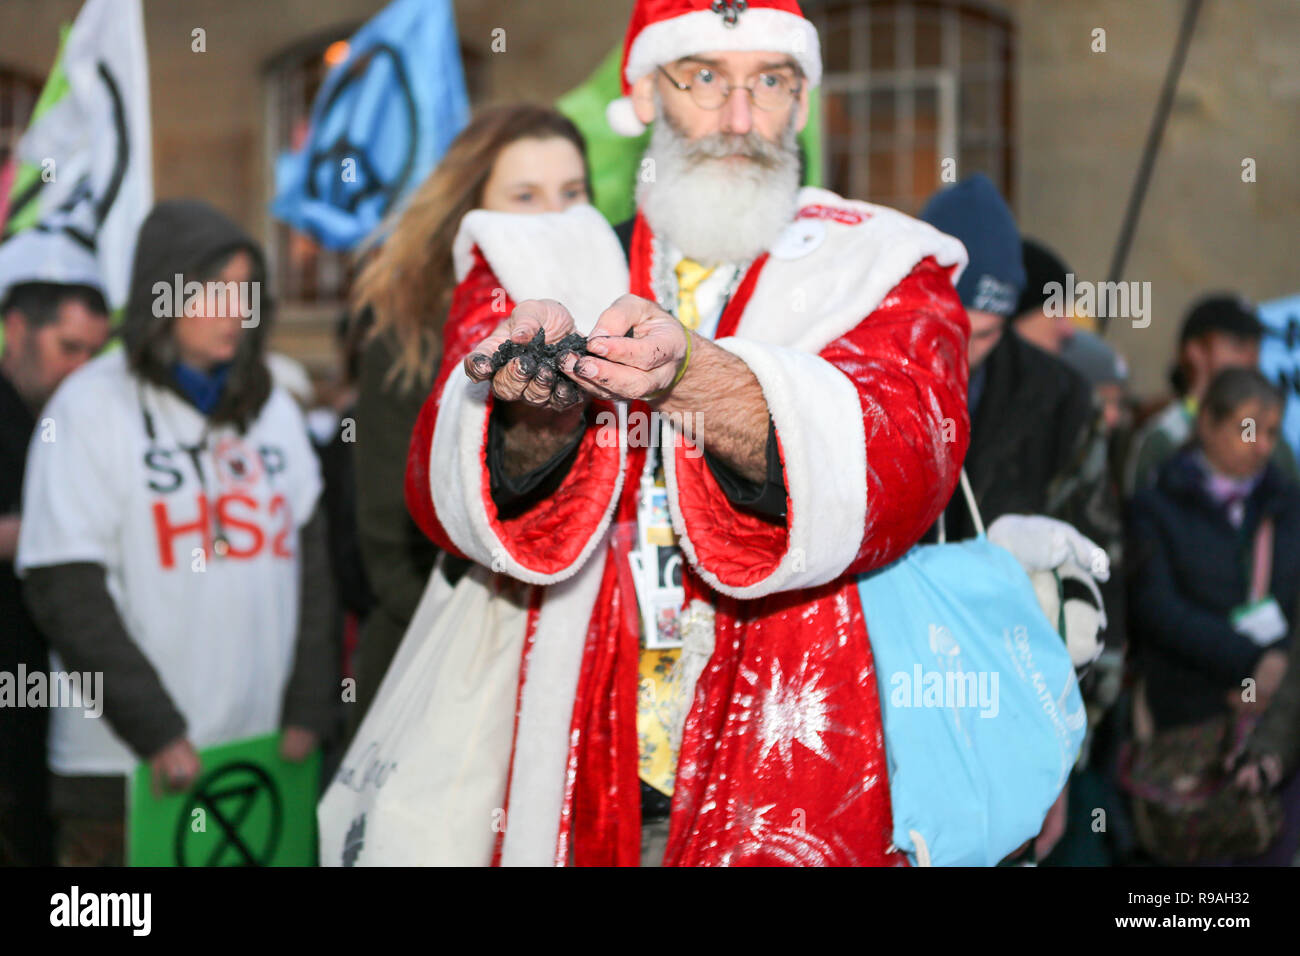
[[2, 0, 153, 309], [557, 46, 822, 227]]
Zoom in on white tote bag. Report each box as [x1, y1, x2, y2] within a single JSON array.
[[318, 559, 532, 866]]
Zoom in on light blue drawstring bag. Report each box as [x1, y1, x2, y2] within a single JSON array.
[[856, 472, 1086, 866]]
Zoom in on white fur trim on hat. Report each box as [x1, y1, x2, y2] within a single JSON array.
[[624, 7, 822, 90], [606, 96, 647, 137]]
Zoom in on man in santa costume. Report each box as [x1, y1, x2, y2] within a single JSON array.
[[404, 0, 971, 866]]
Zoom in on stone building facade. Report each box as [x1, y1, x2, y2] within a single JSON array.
[[0, 0, 1296, 399]]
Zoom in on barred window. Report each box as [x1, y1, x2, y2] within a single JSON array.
[[808, 0, 1015, 215], [265, 36, 358, 308]]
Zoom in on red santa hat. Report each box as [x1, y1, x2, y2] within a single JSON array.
[[606, 0, 822, 137]]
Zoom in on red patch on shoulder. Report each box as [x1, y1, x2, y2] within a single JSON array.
[[797, 204, 868, 226]]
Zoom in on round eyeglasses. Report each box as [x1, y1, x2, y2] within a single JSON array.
[[657, 64, 802, 112]]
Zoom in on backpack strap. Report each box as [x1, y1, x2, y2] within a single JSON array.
[[936, 468, 984, 544], [960, 468, 985, 538]]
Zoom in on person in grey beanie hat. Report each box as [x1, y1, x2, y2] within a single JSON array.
[[1060, 329, 1128, 388], [16, 200, 338, 865], [1060, 329, 1130, 434]]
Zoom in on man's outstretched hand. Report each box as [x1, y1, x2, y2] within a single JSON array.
[[464, 299, 593, 479], [465, 293, 766, 483], [559, 293, 766, 481], [559, 294, 690, 402], [465, 299, 586, 412]]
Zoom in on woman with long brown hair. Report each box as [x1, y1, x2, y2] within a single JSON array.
[[347, 104, 592, 731]]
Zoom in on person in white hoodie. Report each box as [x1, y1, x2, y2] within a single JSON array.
[[17, 200, 336, 865]]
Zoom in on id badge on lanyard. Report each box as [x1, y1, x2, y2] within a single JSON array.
[[1231, 596, 1288, 647], [1230, 516, 1288, 647], [627, 260, 738, 649], [629, 442, 685, 649]]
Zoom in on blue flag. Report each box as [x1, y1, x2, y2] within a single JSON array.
[[1258, 293, 1300, 470], [271, 0, 470, 251]]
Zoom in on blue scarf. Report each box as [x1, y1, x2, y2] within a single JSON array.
[[171, 361, 232, 415]]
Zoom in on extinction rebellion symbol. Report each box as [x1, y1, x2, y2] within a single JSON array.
[[304, 43, 419, 218], [174, 762, 284, 867], [5, 61, 130, 250]]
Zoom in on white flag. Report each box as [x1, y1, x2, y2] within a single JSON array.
[[12, 0, 152, 309]]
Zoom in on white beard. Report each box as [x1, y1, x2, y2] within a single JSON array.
[[636, 95, 801, 266]]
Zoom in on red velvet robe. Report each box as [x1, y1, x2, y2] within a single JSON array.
[[405, 191, 970, 865]]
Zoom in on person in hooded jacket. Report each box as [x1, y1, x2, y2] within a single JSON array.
[[16, 200, 336, 866]]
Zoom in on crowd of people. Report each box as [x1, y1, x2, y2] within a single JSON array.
[[1, 0, 1296, 867]]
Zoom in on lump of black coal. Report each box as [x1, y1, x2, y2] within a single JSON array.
[[490, 329, 591, 378]]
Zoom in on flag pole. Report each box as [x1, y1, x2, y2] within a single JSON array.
[[1103, 0, 1203, 336]]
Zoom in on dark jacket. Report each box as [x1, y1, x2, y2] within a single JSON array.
[[938, 331, 1093, 539], [1128, 448, 1300, 729], [347, 330, 439, 733], [312, 401, 373, 619], [0, 369, 52, 864]]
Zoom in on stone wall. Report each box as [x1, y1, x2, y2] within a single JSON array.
[[1008, 0, 1300, 396], [2, 0, 1295, 398]]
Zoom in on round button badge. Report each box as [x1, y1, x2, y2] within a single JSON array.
[[769, 218, 827, 260]]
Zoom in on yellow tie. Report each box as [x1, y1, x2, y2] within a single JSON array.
[[674, 258, 715, 330], [637, 647, 682, 796]]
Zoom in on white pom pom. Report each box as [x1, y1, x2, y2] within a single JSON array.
[[606, 96, 646, 137]]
